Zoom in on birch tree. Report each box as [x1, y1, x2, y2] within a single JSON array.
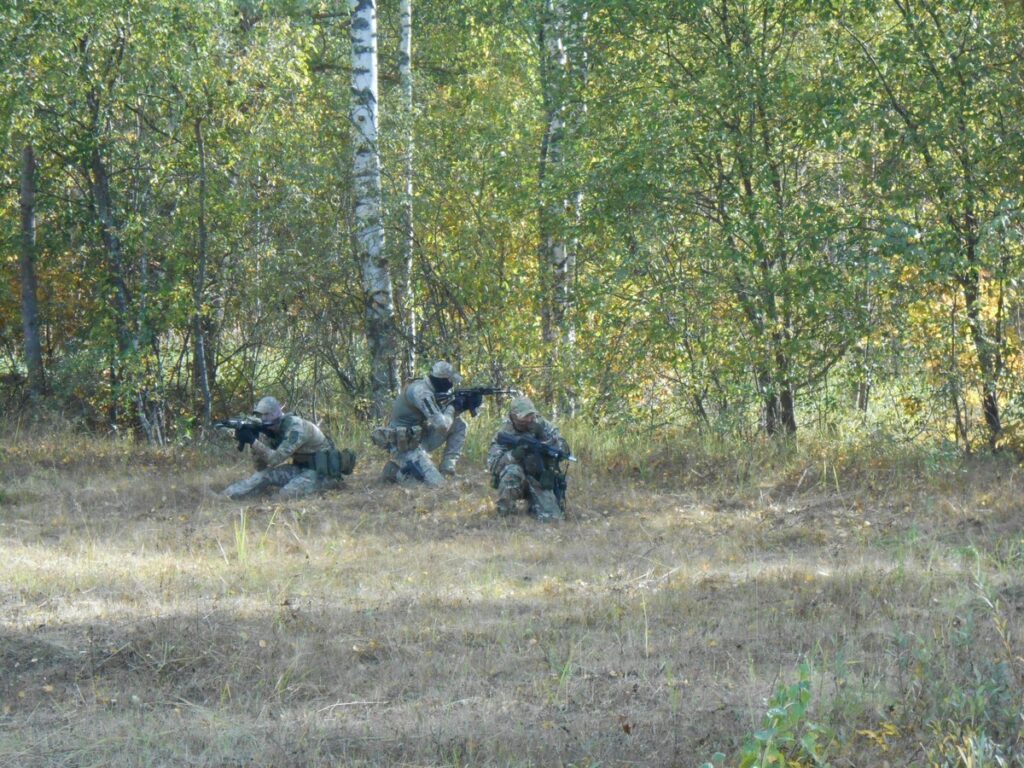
[[537, 0, 584, 413], [193, 118, 213, 428], [397, 0, 416, 380], [350, 0, 397, 415]]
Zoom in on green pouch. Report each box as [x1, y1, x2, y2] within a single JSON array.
[[313, 449, 332, 477], [314, 448, 357, 478], [338, 448, 357, 475]]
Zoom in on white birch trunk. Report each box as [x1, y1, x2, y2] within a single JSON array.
[[538, 0, 582, 414], [350, 0, 396, 416], [193, 118, 213, 428], [398, 0, 416, 380]]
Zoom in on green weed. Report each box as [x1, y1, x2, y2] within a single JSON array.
[[703, 663, 834, 768]]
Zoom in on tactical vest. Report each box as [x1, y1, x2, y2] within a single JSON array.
[[388, 381, 430, 429]]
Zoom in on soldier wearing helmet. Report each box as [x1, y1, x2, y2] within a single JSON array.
[[486, 396, 570, 520], [223, 396, 336, 500], [378, 360, 467, 486]]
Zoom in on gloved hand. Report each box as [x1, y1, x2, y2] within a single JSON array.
[[511, 445, 527, 462], [452, 391, 484, 414], [234, 422, 261, 450]]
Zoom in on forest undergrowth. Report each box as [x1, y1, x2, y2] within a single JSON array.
[[1, 419, 1022, 767]]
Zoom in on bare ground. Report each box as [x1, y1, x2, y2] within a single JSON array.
[[1, 438, 1022, 766]]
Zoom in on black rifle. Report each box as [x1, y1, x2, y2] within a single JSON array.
[[495, 431, 576, 508], [436, 386, 518, 417], [495, 431, 576, 463], [214, 418, 271, 451]]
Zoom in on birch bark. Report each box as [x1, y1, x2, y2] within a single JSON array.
[[537, 0, 582, 414], [397, 0, 416, 380], [350, 0, 397, 416], [193, 118, 213, 428]]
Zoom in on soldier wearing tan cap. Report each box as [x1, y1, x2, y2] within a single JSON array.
[[486, 396, 570, 520], [376, 361, 468, 486], [224, 396, 340, 499]]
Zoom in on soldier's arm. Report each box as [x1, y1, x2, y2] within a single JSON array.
[[251, 439, 271, 470], [410, 382, 454, 431], [538, 420, 570, 454], [486, 425, 518, 473], [256, 424, 305, 467]]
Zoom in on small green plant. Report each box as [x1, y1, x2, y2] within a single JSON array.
[[704, 663, 834, 768]]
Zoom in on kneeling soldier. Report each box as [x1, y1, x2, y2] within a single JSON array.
[[375, 360, 468, 487], [486, 396, 571, 521], [224, 396, 352, 500]]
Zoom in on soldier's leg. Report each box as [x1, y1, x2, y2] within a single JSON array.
[[277, 468, 321, 499], [525, 477, 564, 521], [394, 447, 444, 487], [439, 416, 467, 475], [224, 466, 294, 500], [224, 469, 274, 500], [496, 463, 527, 516]]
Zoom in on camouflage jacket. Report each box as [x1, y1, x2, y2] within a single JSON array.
[[251, 414, 330, 468], [388, 377, 454, 433], [486, 416, 567, 474]]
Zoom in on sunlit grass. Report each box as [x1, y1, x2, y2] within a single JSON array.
[[1, 423, 1022, 765]]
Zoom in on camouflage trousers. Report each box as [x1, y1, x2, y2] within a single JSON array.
[[380, 417, 466, 487], [495, 463, 564, 521], [224, 465, 336, 500]]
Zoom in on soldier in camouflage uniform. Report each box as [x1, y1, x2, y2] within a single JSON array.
[[486, 396, 570, 521], [377, 361, 467, 487], [224, 396, 338, 500]]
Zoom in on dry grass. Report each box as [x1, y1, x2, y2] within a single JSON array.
[[1, 426, 1023, 767]]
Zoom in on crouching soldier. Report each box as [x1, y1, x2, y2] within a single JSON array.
[[223, 396, 354, 500], [486, 396, 572, 521], [373, 361, 468, 487]]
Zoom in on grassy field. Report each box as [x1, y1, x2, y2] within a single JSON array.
[[1, 423, 1022, 767]]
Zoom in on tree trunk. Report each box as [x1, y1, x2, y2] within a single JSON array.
[[193, 118, 213, 428], [87, 144, 133, 356], [758, 369, 778, 436], [350, 0, 397, 416], [19, 143, 45, 400], [397, 0, 416, 380], [537, 0, 579, 414], [961, 263, 1002, 448]]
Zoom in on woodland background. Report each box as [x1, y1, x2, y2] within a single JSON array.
[[2, 0, 1023, 450], [3, 4, 1024, 767]]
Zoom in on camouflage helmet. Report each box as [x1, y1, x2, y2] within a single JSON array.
[[509, 396, 539, 419], [429, 360, 462, 385], [252, 395, 284, 425]]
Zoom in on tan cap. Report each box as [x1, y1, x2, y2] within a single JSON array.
[[509, 396, 539, 418], [429, 360, 462, 384], [252, 396, 283, 424]]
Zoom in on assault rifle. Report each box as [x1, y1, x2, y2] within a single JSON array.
[[436, 386, 518, 417], [214, 418, 271, 451], [495, 431, 576, 464]]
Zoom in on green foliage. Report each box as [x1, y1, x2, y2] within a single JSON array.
[[702, 664, 834, 768], [0, 0, 1021, 450], [737, 664, 834, 768]]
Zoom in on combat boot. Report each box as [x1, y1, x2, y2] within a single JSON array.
[[439, 456, 458, 477], [496, 497, 517, 516]]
